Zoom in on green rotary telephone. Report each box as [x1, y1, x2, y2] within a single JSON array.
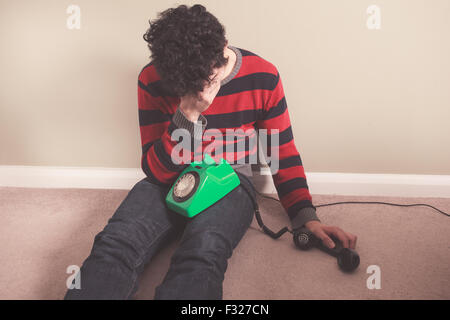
[[166, 153, 240, 218]]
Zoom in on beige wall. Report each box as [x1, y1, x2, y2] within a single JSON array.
[[1, 0, 449, 174]]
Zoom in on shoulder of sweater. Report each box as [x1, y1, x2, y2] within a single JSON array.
[[138, 61, 161, 84], [237, 47, 279, 76]]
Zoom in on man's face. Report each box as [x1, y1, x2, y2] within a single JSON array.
[[205, 66, 226, 89], [203, 44, 229, 90]]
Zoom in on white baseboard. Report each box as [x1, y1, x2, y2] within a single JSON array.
[[1, 165, 450, 198], [306, 171, 450, 198], [0, 166, 146, 190]]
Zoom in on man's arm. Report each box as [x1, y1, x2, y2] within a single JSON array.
[[256, 69, 319, 229], [256, 68, 357, 249], [137, 64, 222, 185], [138, 74, 206, 186]]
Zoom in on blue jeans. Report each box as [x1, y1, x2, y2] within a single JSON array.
[[64, 172, 256, 300]]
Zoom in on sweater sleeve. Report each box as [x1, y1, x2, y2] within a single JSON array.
[[138, 75, 207, 186], [256, 69, 320, 230]]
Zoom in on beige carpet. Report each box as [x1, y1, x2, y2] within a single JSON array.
[[0, 185, 449, 300]]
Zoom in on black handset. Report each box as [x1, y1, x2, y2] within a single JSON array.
[[293, 227, 360, 272], [238, 178, 360, 272]]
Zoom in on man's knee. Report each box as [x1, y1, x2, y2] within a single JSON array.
[[215, 185, 255, 236], [112, 177, 172, 223], [183, 185, 255, 249], [89, 177, 175, 270], [89, 220, 164, 271]]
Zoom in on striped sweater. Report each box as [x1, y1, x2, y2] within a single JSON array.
[[137, 45, 319, 229]]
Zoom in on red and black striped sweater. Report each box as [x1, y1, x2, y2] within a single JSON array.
[[137, 45, 319, 229]]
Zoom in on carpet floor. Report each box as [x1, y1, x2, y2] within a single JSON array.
[[0, 185, 449, 300]]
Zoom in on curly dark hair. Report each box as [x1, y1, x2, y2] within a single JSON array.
[[143, 4, 229, 97]]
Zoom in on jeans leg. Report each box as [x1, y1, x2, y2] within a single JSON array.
[[154, 174, 256, 300], [64, 178, 186, 300]]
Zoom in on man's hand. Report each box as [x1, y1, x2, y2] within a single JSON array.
[[179, 68, 225, 122], [304, 220, 357, 249]]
